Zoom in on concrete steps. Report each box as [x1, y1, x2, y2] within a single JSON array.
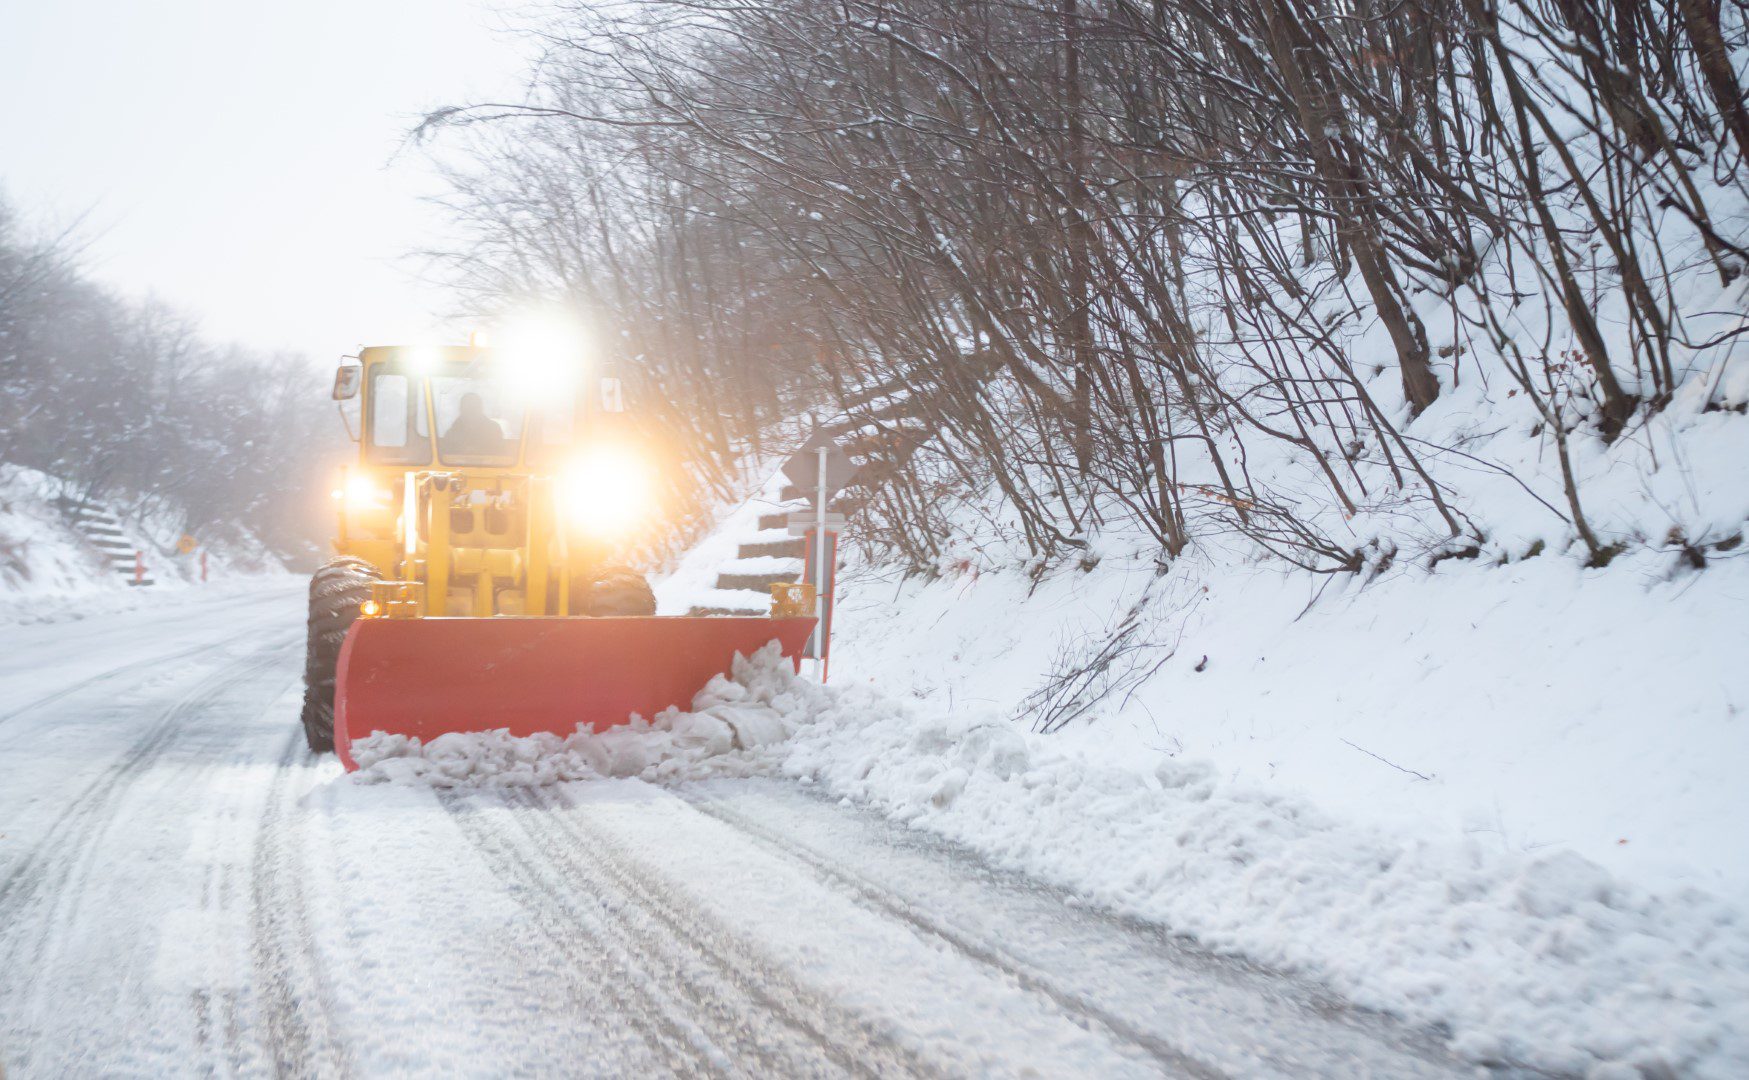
[[61, 498, 156, 586], [715, 571, 798, 593], [683, 364, 990, 614], [738, 537, 806, 560]]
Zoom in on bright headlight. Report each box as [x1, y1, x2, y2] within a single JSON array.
[[343, 472, 393, 509], [560, 445, 651, 537]]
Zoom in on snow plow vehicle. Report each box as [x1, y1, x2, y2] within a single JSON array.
[[302, 341, 816, 769]]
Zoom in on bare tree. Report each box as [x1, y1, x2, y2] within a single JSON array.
[[420, 0, 1749, 573]]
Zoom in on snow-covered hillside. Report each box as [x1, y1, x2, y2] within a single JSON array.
[[831, 537, 1749, 901], [824, 527, 1749, 1075], [638, 438, 1749, 1076], [0, 465, 289, 620]]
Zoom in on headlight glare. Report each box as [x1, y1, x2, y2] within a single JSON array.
[[344, 472, 394, 509], [560, 446, 651, 537]]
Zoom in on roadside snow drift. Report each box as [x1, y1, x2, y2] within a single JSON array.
[[348, 640, 1748, 1078]]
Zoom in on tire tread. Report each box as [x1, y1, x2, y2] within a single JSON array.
[[301, 557, 380, 753]]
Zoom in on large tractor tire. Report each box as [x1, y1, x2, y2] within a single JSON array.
[[300, 557, 380, 753], [577, 566, 656, 616]]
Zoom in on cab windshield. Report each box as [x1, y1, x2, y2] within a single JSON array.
[[365, 360, 577, 468], [433, 373, 523, 466]]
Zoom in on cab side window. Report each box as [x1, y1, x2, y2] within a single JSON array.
[[367, 370, 432, 465]]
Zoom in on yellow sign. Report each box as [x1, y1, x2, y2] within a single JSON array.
[[177, 534, 198, 554], [769, 581, 815, 618]]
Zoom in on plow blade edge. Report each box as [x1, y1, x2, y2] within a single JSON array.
[[333, 616, 818, 771]]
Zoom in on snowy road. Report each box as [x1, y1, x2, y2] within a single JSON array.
[[0, 588, 1477, 1078]]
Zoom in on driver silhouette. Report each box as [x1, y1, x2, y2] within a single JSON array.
[[442, 392, 507, 457]]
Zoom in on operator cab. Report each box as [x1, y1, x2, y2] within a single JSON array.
[[336, 345, 589, 470], [329, 342, 650, 582]]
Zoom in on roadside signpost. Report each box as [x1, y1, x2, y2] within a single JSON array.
[[780, 431, 859, 501], [779, 432, 858, 679], [801, 528, 839, 677], [786, 511, 847, 534]]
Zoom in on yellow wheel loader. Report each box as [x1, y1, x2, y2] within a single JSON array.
[[302, 343, 816, 768]]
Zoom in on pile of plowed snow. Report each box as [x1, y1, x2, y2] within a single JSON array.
[[350, 640, 1749, 1078]]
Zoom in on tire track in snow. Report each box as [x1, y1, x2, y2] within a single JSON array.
[[442, 788, 938, 1078], [247, 726, 350, 1080], [686, 790, 1474, 1079], [437, 790, 725, 1076], [0, 639, 223, 729], [0, 636, 298, 975], [189, 984, 248, 1079], [0, 635, 299, 1075], [513, 788, 942, 1080], [0, 592, 279, 731], [682, 793, 1222, 1079]]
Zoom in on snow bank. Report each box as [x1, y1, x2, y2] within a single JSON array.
[[348, 633, 1748, 1077], [350, 644, 828, 786], [811, 524, 1749, 1074], [0, 467, 129, 613], [833, 541, 1749, 903], [782, 690, 1749, 1078], [0, 465, 288, 622]]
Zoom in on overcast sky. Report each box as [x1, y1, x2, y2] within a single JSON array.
[[0, 0, 531, 364]]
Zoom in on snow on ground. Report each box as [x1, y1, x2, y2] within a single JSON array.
[[833, 541, 1749, 904], [2, 586, 1472, 1078], [0, 468, 120, 606], [820, 517, 1749, 1075], [783, 656, 1749, 1077], [355, 628, 1749, 1078]]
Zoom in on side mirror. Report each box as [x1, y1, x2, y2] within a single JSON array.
[[332, 363, 362, 401], [599, 377, 625, 413]]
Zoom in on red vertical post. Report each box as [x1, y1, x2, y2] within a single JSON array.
[[813, 446, 828, 680], [200, 549, 208, 583], [133, 551, 144, 585], [821, 530, 835, 682]]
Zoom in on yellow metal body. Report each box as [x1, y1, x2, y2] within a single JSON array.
[[333, 344, 611, 618]]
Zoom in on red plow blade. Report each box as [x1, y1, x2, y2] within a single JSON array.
[[333, 616, 817, 771]]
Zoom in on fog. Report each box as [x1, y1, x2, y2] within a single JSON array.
[[0, 0, 528, 361]]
